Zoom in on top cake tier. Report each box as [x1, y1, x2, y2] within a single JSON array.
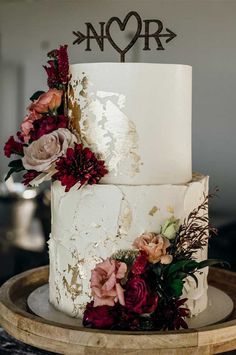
[[68, 63, 192, 185]]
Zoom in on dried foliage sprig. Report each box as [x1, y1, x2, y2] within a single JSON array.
[[172, 192, 218, 260]]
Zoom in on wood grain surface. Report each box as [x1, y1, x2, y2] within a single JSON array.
[[0, 266, 235, 355]]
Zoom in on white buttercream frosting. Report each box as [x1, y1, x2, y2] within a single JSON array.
[[68, 63, 192, 185], [49, 174, 209, 318]]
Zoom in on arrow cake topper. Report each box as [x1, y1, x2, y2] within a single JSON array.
[[73, 11, 177, 62]]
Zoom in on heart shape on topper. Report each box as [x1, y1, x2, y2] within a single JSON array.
[[105, 11, 142, 61]]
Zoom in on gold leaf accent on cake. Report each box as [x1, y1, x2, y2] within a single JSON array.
[[68, 83, 81, 137], [72, 302, 88, 317], [56, 284, 61, 305], [149, 206, 159, 216], [166, 205, 174, 214], [70, 76, 141, 177], [62, 263, 84, 300]]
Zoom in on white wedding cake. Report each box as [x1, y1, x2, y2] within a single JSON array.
[[48, 63, 209, 318]]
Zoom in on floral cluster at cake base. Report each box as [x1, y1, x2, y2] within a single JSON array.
[[83, 195, 221, 331], [4, 46, 108, 191]]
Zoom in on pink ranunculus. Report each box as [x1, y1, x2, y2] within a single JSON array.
[[133, 233, 173, 265], [21, 110, 42, 143], [28, 88, 63, 113], [22, 128, 77, 172], [91, 258, 127, 307]]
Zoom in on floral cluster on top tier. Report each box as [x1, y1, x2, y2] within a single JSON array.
[[83, 195, 221, 331], [4, 45, 108, 191]]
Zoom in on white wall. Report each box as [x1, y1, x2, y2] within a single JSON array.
[[0, 0, 236, 215]]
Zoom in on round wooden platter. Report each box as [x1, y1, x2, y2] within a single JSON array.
[[0, 267, 236, 355]]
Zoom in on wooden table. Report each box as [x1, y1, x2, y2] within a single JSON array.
[[0, 266, 235, 355]]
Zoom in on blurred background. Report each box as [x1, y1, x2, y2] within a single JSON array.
[[0, 0, 235, 285]]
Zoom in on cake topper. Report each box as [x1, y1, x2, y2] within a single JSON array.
[[73, 11, 177, 62]]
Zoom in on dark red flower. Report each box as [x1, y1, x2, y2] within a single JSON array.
[[44, 45, 70, 89], [118, 308, 141, 330], [53, 143, 108, 192], [83, 302, 117, 329], [16, 131, 25, 143], [43, 60, 60, 89], [152, 297, 189, 330], [29, 115, 69, 141], [22, 170, 40, 186], [58, 45, 70, 85], [4, 136, 24, 158], [125, 277, 158, 314], [131, 251, 148, 275]]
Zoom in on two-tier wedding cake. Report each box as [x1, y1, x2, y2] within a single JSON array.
[[4, 46, 213, 331]]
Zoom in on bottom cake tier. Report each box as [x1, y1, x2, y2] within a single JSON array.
[[49, 173, 209, 318]]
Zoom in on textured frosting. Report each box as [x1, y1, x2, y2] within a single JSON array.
[[49, 174, 209, 318], [68, 63, 192, 185]]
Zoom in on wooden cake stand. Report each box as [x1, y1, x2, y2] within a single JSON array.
[[0, 266, 236, 355]]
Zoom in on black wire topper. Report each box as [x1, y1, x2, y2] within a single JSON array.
[[73, 11, 177, 62]]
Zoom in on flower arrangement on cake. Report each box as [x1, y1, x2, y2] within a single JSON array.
[[4, 45, 224, 332], [83, 195, 220, 331], [4, 45, 108, 191]]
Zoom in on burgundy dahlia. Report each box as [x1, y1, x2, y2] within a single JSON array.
[[83, 302, 117, 329], [30, 115, 69, 141], [22, 170, 40, 186], [53, 143, 108, 192], [4, 136, 24, 158], [125, 276, 158, 314], [152, 298, 189, 330]]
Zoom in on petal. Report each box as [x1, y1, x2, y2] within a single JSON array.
[[116, 262, 127, 279], [160, 254, 173, 265], [93, 296, 115, 307], [102, 273, 116, 292], [116, 283, 125, 306]]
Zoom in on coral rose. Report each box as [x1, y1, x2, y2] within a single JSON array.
[[28, 88, 63, 113], [22, 128, 77, 172], [91, 258, 127, 307], [21, 110, 42, 143], [133, 233, 173, 264], [125, 276, 158, 314]]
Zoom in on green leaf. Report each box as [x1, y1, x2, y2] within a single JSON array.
[[169, 278, 184, 297], [8, 159, 24, 169], [5, 159, 25, 180], [197, 259, 230, 270], [167, 260, 198, 276], [30, 90, 45, 102], [151, 263, 165, 277], [5, 168, 16, 181]]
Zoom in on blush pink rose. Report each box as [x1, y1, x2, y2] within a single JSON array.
[[91, 258, 127, 307], [133, 233, 173, 265], [22, 128, 77, 172], [28, 88, 63, 113], [21, 110, 42, 143]]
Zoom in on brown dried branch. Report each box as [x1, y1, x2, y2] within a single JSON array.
[[173, 192, 218, 260]]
